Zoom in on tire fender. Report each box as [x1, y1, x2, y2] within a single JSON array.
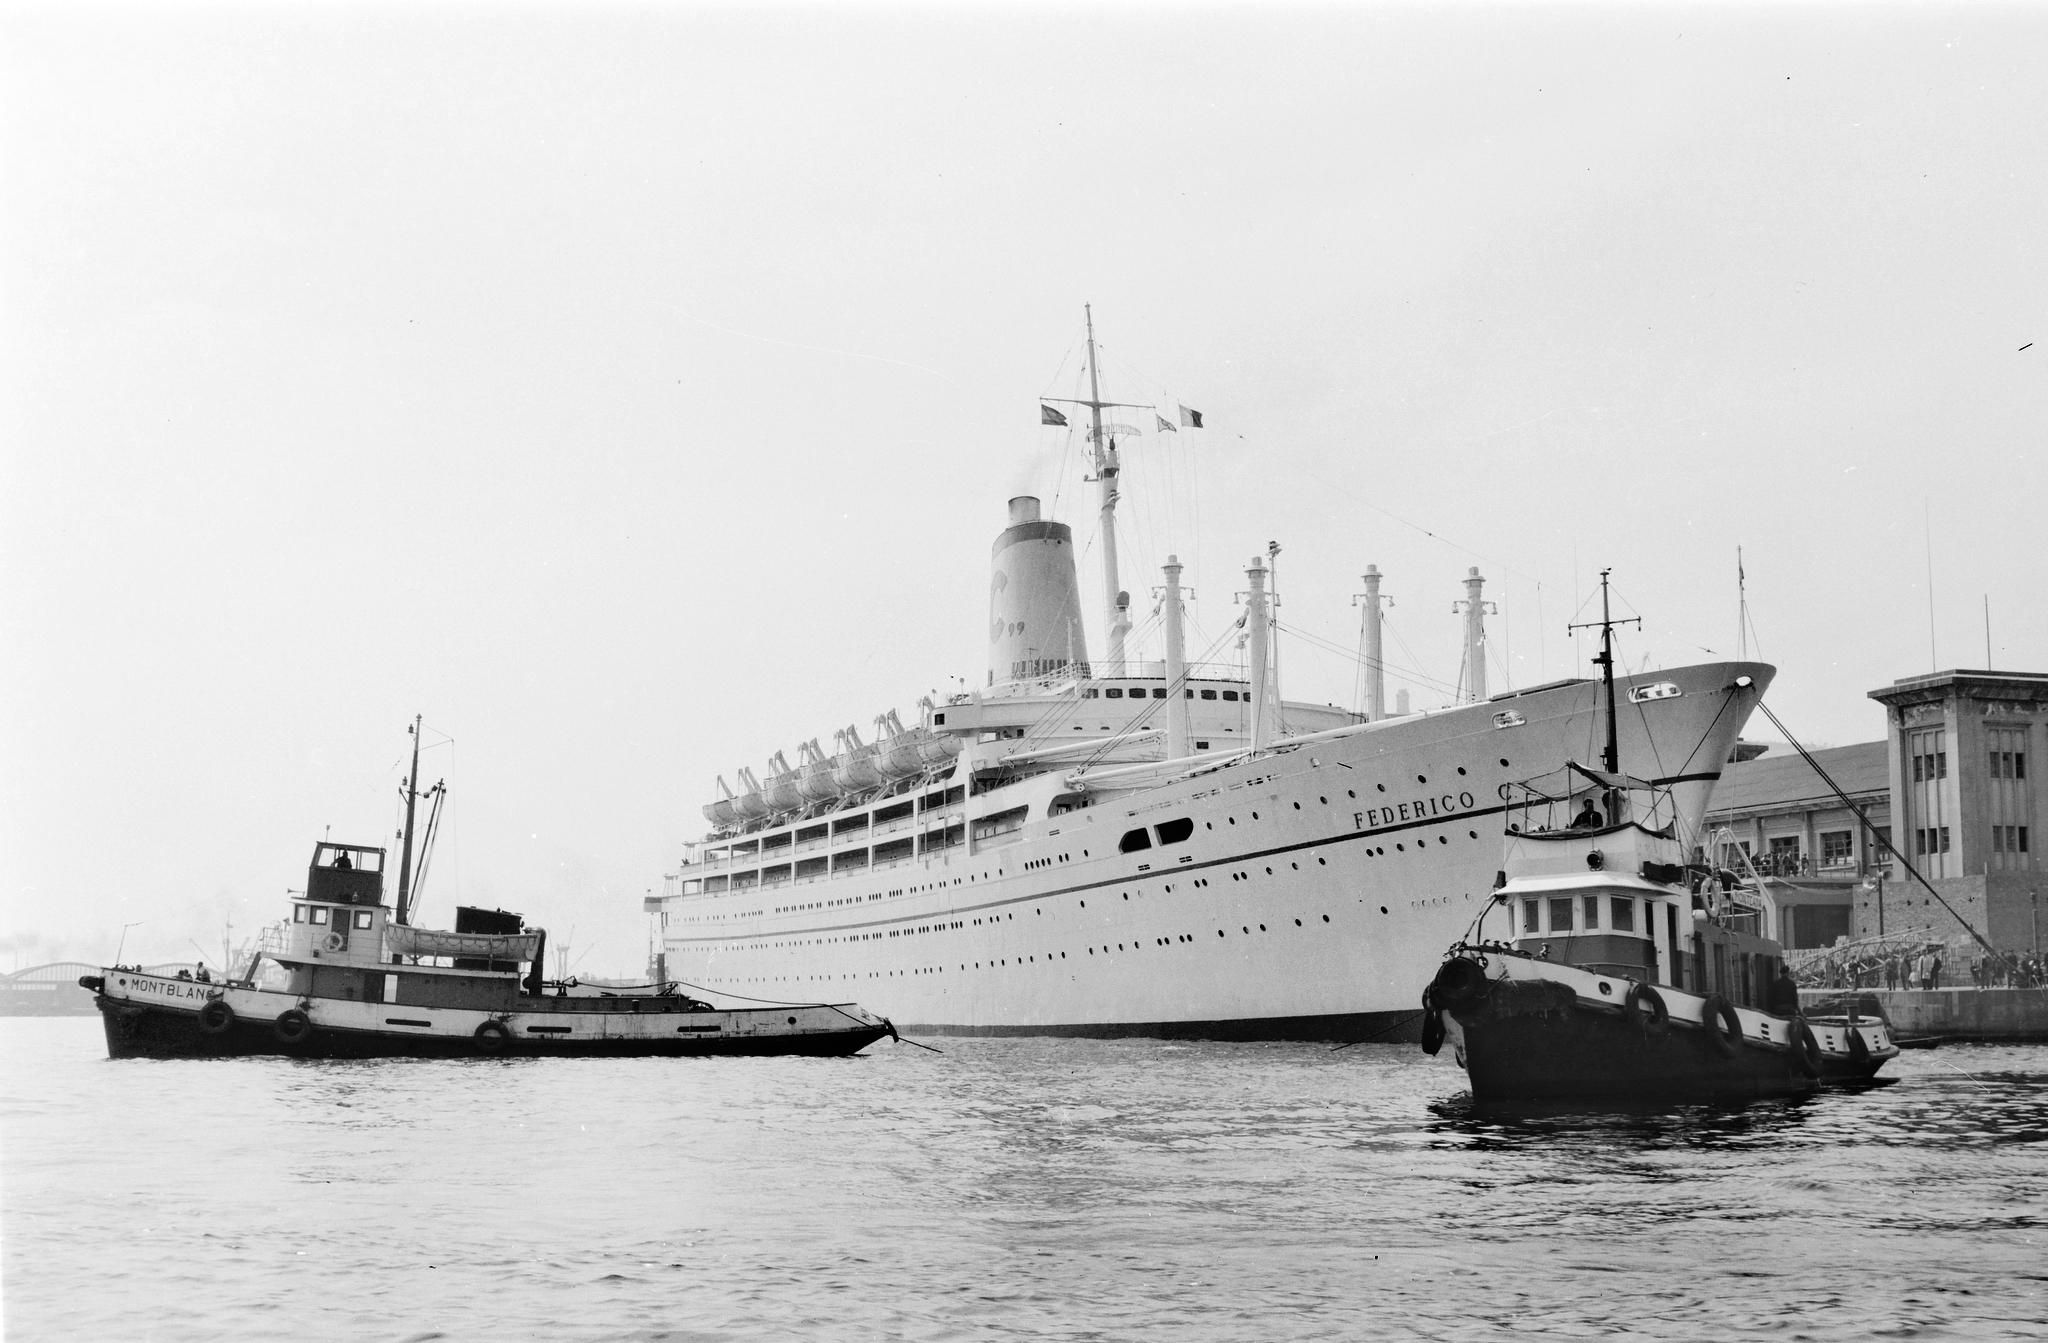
[[197, 999, 236, 1035], [1699, 994, 1741, 1058], [474, 1019, 512, 1054], [1625, 983, 1671, 1037], [272, 1008, 313, 1046]]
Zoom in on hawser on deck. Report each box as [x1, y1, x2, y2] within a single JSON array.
[[651, 313, 1771, 1040]]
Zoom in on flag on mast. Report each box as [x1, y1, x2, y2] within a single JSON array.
[[1040, 404, 1068, 426], [1155, 413, 1176, 433], [1178, 405, 1204, 429]]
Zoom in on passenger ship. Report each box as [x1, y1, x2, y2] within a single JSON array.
[[651, 315, 1772, 1040]]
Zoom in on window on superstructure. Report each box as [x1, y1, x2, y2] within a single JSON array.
[[1199, 689, 1217, 700], [293, 905, 307, 923], [1582, 895, 1600, 929], [311, 907, 329, 926], [1521, 899, 1539, 933], [1155, 818, 1194, 845], [1222, 691, 1240, 702], [1609, 897, 1635, 932], [1119, 828, 1153, 854], [1105, 688, 1123, 699], [1547, 898, 1574, 932], [1152, 688, 1167, 699], [1083, 689, 1099, 699]]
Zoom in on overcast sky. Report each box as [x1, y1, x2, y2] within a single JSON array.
[[4, 3, 2043, 974]]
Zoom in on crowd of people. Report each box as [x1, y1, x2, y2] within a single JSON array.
[[1807, 947, 2044, 990]]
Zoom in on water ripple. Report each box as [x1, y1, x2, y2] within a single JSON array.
[[5, 1023, 2045, 1340]]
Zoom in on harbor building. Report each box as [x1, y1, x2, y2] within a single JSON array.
[[1705, 669, 2045, 957]]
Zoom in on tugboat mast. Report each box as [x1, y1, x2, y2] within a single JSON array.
[[1569, 570, 1641, 810], [395, 714, 422, 927]]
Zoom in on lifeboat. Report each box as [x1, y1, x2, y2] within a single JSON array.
[[702, 775, 741, 829], [832, 727, 883, 791], [730, 766, 771, 821], [797, 739, 843, 804], [871, 710, 925, 781], [915, 729, 964, 767], [763, 751, 803, 813]]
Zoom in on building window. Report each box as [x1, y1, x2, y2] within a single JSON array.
[[1940, 826, 1951, 853], [1820, 831, 1853, 866]]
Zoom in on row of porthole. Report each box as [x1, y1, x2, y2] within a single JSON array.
[[1361, 829, 1485, 857]]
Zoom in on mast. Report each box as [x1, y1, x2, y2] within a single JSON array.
[[395, 714, 421, 927], [1245, 556, 1271, 752], [1084, 306, 1130, 672], [1567, 570, 1640, 810], [1597, 573, 1619, 775], [1161, 555, 1191, 758], [1355, 566, 1389, 721]]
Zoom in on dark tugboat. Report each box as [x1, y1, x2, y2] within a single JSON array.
[[81, 726, 896, 1060], [1417, 575, 1894, 1102]]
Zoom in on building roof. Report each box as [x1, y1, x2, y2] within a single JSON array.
[[1706, 740, 1888, 819]]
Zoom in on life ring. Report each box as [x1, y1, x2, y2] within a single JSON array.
[[1430, 958, 1490, 1011], [1792, 1021, 1823, 1077], [474, 1020, 511, 1054], [272, 1008, 314, 1046], [1844, 1026, 1871, 1068], [321, 932, 346, 954], [1420, 1008, 1446, 1056], [197, 999, 236, 1035], [1625, 983, 1670, 1037], [1699, 994, 1741, 1057]]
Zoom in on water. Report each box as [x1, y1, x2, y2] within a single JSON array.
[[5, 1019, 2045, 1341]]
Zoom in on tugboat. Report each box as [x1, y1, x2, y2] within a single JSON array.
[[81, 726, 897, 1060], [1417, 575, 1894, 1102], [83, 839, 896, 1059]]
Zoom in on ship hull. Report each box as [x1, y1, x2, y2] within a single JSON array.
[[88, 973, 891, 1060], [665, 661, 1771, 1038], [1445, 997, 1816, 1103]]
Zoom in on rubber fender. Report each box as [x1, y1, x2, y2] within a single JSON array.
[[1792, 1020, 1823, 1077], [1420, 1009, 1446, 1056], [197, 999, 236, 1035], [474, 1019, 511, 1054], [1699, 994, 1741, 1058], [1625, 983, 1670, 1037], [272, 1008, 313, 1045], [1430, 957, 1490, 1011]]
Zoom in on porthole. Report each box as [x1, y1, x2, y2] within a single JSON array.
[[1293, 919, 1302, 926], [1379, 906, 1388, 914], [1456, 766, 1467, 776], [1469, 830, 1478, 839], [1347, 789, 1355, 798], [1322, 915, 1330, 922], [1396, 843, 1405, 852], [1293, 802, 1301, 810], [1252, 811, 1259, 819], [1265, 866, 1273, 874], [1258, 924, 1267, 931], [1499, 757, 1510, 767], [1417, 774, 1427, 784], [1376, 784, 1386, 793]]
